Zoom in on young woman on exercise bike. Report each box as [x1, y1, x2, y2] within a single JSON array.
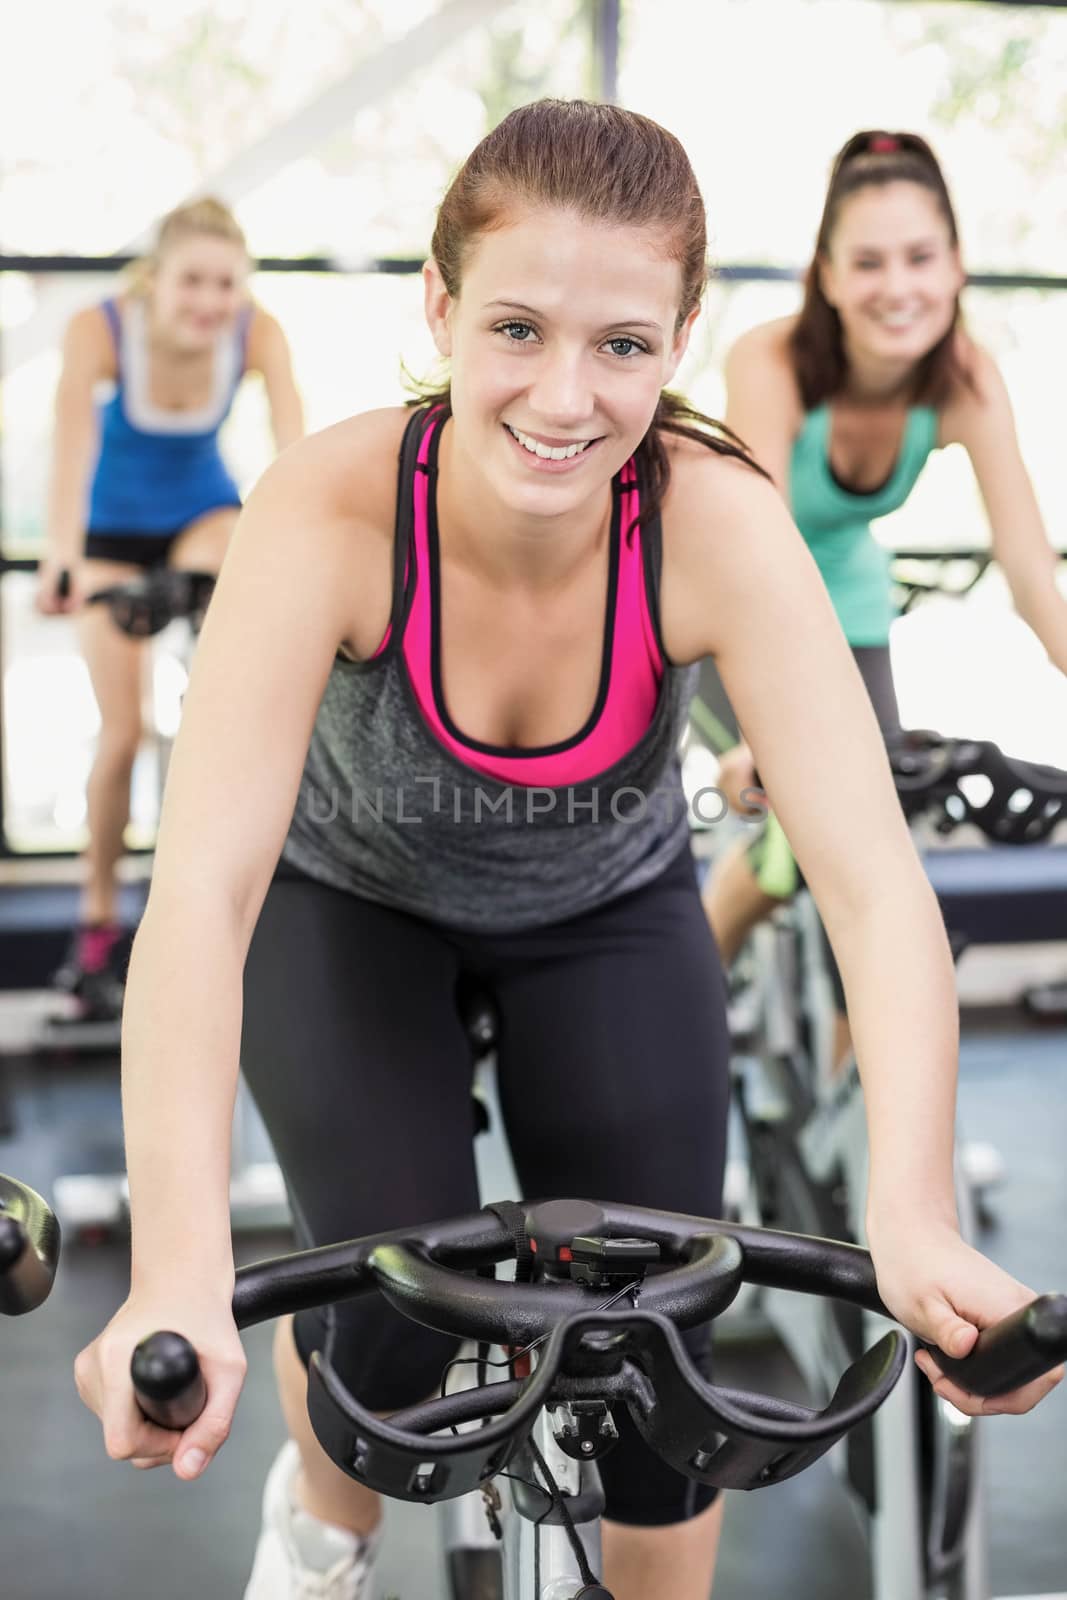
[[73, 104, 1061, 1600], [36, 198, 303, 1020], [702, 130, 1067, 1057]]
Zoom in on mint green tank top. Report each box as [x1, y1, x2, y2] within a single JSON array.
[[789, 404, 938, 645]]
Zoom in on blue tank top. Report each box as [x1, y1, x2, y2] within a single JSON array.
[[87, 297, 249, 536], [789, 403, 938, 645]]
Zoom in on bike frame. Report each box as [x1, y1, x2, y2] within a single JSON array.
[[437, 1344, 612, 1599], [739, 892, 988, 1600], [504, 1407, 608, 1600]]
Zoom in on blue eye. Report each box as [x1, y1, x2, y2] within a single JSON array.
[[496, 321, 538, 343], [605, 337, 645, 358]]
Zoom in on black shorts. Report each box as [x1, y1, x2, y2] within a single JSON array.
[[241, 844, 732, 1527], [84, 531, 185, 568], [84, 505, 240, 569]]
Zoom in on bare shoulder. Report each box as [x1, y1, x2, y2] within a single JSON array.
[[237, 406, 414, 657], [243, 303, 279, 356], [61, 303, 116, 378], [244, 304, 292, 367], [662, 443, 789, 591], [262, 405, 411, 523], [663, 437, 783, 543], [727, 315, 798, 376], [658, 444, 820, 662], [939, 333, 1012, 444], [723, 318, 804, 458]]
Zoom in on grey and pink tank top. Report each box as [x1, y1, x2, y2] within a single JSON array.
[[281, 406, 698, 931]]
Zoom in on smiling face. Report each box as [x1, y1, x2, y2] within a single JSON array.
[[423, 206, 698, 519], [150, 234, 248, 350], [819, 181, 964, 374]]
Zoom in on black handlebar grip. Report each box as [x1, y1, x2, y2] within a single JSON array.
[[131, 1331, 208, 1430], [0, 1213, 23, 1269], [0, 1215, 48, 1318], [56, 568, 71, 601], [930, 1294, 1067, 1397], [0, 1176, 60, 1316]]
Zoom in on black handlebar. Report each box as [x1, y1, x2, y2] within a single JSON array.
[[889, 546, 1067, 613], [130, 1330, 208, 1429], [0, 1175, 61, 1316], [87, 569, 216, 638], [890, 548, 993, 613], [930, 1295, 1067, 1394], [890, 730, 1067, 844], [130, 1200, 1067, 1497]]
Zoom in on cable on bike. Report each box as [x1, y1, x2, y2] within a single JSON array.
[[436, 1277, 644, 1424], [527, 1433, 601, 1590], [133, 1202, 1067, 1495]]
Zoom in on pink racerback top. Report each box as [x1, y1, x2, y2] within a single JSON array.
[[383, 407, 663, 785]]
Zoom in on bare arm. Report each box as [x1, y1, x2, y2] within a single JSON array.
[[39, 309, 111, 601], [722, 319, 803, 496], [73, 413, 401, 1476], [245, 307, 305, 452], [668, 457, 959, 1225], [666, 452, 1065, 1411], [122, 421, 387, 1290], [710, 319, 805, 786], [944, 347, 1067, 679]]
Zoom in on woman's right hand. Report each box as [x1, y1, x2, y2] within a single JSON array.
[[35, 558, 84, 616], [717, 741, 762, 815], [74, 1283, 247, 1480]]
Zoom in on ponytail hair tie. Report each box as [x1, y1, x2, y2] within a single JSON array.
[[869, 134, 901, 154]]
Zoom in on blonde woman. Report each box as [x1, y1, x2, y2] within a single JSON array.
[[37, 198, 303, 1018]]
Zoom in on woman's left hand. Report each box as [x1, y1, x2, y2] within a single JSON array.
[[869, 1217, 1065, 1416]]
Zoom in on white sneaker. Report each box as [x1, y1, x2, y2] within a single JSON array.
[[244, 1440, 381, 1599]]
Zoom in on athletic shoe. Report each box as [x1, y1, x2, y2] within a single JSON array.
[[52, 923, 126, 1013], [243, 1440, 381, 1600]]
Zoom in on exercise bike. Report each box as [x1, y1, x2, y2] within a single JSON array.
[[30, 571, 288, 1240], [124, 1196, 1067, 1600], [727, 730, 1067, 1600], [44, 566, 218, 1050]]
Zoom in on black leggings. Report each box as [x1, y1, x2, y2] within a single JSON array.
[[241, 844, 731, 1526]]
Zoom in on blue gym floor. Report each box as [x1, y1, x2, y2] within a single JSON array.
[[1, 1005, 1064, 1599]]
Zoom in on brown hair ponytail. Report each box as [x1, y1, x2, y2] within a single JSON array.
[[791, 131, 968, 410], [409, 99, 769, 519]]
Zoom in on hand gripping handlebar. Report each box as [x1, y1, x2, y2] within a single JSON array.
[[129, 1200, 1067, 1500]]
